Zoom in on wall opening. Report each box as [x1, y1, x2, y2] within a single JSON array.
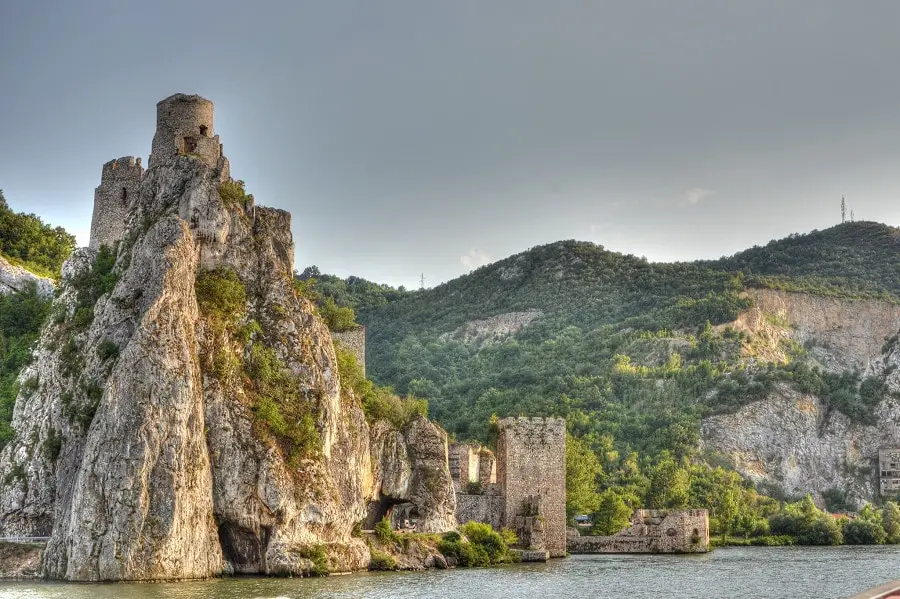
[[199, 125, 208, 136], [183, 137, 198, 153]]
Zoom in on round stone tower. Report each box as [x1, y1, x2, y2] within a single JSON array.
[[149, 93, 226, 173]]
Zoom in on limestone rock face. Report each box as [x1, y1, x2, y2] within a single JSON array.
[[369, 415, 457, 533], [702, 383, 900, 506], [0, 154, 453, 580], [702, 289, 900, 506], [0, 254, 55, 297]]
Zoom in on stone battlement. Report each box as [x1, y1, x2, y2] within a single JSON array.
[[100, 156, 143, 175]]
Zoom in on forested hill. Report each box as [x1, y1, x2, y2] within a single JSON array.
[[304, 219, 900, 452]]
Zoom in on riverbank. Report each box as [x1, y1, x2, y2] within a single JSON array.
[[0, 548, 898, 598]]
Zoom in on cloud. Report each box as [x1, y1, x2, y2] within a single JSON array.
[[681, 187, 717, 205], [460, 248, 491, 269]]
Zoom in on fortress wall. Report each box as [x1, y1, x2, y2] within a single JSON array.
[[89, 156, 144, 250], [497, 417, 566, 557], [568, 509, 710, 554]]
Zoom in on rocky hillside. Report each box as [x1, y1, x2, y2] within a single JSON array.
[[0, 126, 455, 580], [308, 222, 900, 509]]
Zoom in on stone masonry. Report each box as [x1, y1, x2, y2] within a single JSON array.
[[89, 156, 143, 249], [497, 417, 566, 558], [332, 326, 366, 377], [568, 509, 710, 554], [451, 417, 567, 559], [149, 94, 229, 176]]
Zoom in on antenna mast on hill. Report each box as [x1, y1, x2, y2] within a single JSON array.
[[419, 272, 426, 290], [841, 195, 846, 223]]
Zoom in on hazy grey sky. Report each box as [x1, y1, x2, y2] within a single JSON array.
[[2, 1, 900, 288]]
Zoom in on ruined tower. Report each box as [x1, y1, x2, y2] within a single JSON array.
[[149, 93, 229, 176], [497, 417, 566, 557], [88, 156, 143, 249]]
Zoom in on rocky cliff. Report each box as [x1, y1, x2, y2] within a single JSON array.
[[0, 254, 54, 297], [0, 117, 455, 580], [702, 289, 900, 506]]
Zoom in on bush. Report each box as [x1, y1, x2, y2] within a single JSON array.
[[843, 519, 886, 545], [295, 544, 329, 576], [797, 517, 843, 546], [375, 516, 398, 545], [195, 268, 246, 322], [749, 535, 795, 546], [319, 296, 357, 331], [217, 180, 254, 209], [96, 339, 120, 362], [368, 548, 398, 571], [465, 481, 484, 495]]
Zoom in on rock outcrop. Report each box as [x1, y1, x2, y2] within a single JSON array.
[[0, 254, 54, 297], [702, 383, 900, 505], [0, 96, 456, 581], [702, 289, 900, 505], [369, 415, 457, 533], [439, 311, 542, 345]]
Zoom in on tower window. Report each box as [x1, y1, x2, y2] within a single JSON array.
[[199, 125, 208, 136], [184, 137, 197, 153]]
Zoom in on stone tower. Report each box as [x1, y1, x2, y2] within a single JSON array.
[[497, 417, 566, 557], [88, 156, 143, 250], [149, 93, 229, 176]]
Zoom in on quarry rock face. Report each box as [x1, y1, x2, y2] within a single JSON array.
[[0, 254, 55, 297], [0, 94, 455, 581], [703, 289, 900, 506]]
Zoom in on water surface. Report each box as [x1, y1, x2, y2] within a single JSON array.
[[1, 546, 898, 599]]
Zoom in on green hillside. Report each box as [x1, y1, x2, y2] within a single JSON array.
[[302, 221, 900, 534]]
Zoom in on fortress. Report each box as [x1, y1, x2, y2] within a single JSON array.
[[451, 417, 567, 559], [89, 94, 231, 249]]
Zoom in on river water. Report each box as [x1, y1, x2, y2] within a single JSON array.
[[1, 546, 898, 599]]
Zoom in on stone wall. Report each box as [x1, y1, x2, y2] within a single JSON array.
[[333, 326, 366, 377], [568, 509, 710, 554], [497, 417, 566, 557], [89, 156, 144, 250], [455, 493, 503, 530]]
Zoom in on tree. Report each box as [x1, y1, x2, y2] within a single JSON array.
[[591, 489, 632, 535], [565, 433, 602, 518], [644, 452, 689, 509], [882, 501, 900, 544]]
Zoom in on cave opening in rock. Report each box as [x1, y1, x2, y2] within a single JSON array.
[[365, 493, 406, 529]]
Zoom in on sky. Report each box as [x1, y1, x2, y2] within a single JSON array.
[[2, 1, 900, 289]]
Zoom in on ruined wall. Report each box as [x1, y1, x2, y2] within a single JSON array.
[[497, 417, 566, 557], [455, 493, 503, 530], [332, 326, 366, 377], [89, 156, 143, 250], [568, 509, 710, 554]]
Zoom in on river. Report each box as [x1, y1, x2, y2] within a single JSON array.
[[1, 546, 898, 599]]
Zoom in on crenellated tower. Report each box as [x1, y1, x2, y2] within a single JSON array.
[[88, 156, 144, 250], [149, 93, 229, 177]]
